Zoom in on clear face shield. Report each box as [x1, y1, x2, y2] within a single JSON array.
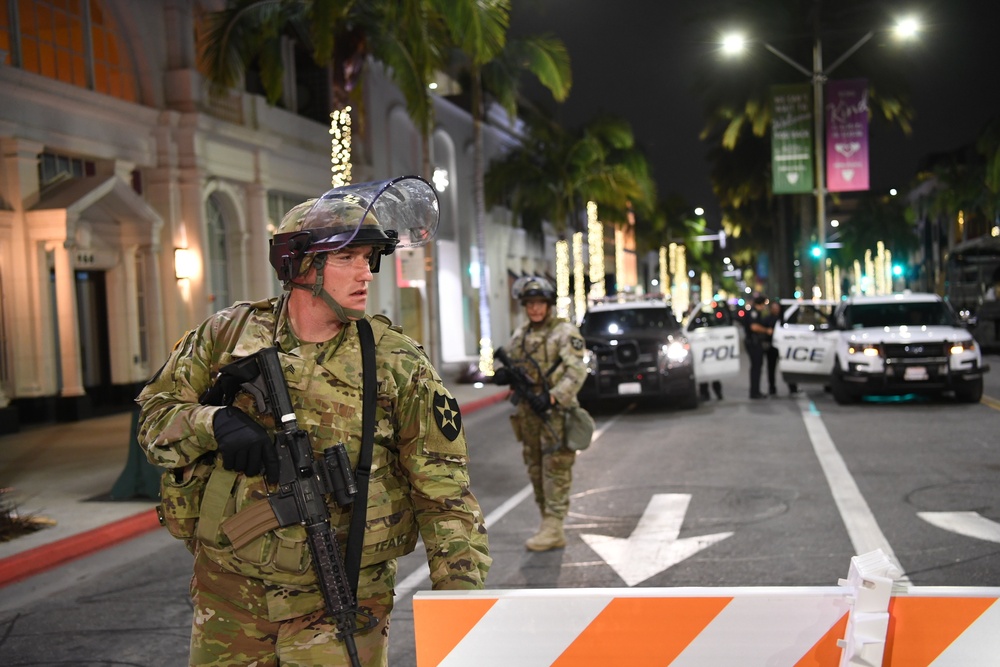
[[269, 175, 439, 281]]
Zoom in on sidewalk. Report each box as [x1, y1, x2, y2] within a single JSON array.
[[0, 377, 509, 587]]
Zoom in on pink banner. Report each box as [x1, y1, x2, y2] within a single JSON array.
[[825, 79, 869, 192]]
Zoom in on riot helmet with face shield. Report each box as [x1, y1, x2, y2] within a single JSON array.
[[269, 176, 439, 322]]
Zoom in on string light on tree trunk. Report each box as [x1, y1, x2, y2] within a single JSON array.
[[573, 232, 585, 324], [329, 106, 353, 187], [587, 201, 605, 301], [556, 239, 570, 319]]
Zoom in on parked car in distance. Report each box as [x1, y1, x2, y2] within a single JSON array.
[[772, 292, 990, 404], [577, 297, 698, 410]]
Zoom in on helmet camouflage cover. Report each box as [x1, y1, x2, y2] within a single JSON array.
[[511, 275, 557, 304], [269, 176, 439, 281]]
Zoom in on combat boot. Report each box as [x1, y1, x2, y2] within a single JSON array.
[[525, 515, 566, 551]]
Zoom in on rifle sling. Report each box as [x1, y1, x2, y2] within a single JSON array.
[[345, 318, 376, 599]]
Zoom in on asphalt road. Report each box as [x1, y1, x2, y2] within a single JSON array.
[[2, 353, 999, 666]]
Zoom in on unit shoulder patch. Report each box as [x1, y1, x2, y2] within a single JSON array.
[[432, 391, 462, 441]]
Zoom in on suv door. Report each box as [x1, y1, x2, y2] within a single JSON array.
[[772, 300, 839, 385], [684, 302, 741, 382]]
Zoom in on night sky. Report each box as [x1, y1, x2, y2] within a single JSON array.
[[509, 0, 1000, 222]]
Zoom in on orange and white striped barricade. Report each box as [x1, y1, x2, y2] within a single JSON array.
[[413, 585, 1000, 666]]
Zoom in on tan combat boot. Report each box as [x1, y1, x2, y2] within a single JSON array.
[[525, 515, 566, 551]]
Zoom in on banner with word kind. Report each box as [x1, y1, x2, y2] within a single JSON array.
[[826, 78, 870, 192]]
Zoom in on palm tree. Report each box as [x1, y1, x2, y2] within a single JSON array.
[[487, 111, 654, 235], [200, 0, 462, 363], [433, 3, 572, 373], [468, 33, 571, 372], [486, 110, 657, 311]]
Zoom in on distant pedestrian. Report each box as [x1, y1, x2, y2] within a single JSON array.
[[765, 300, 799, 395]]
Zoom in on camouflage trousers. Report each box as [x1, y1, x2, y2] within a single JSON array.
[[512, 407, 575, 519], [188, 551, 395, 666]]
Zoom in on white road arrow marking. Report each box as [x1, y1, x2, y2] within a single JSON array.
[[581, 493, 733, 587], [918, 511, 1000, 544]]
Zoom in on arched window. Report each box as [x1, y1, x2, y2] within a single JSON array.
[[205, 193, 231, 311], [2, 0, 137, 102]]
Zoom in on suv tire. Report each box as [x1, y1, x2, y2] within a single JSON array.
[[831, 360, 858, 405], [954, 377, 984, 403]]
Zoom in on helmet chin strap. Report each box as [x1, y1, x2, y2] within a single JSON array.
[[287, 253, 366, 324]]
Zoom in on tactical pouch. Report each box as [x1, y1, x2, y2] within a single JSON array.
[[157, 456, 214, 545], [563, 406, 595, 451]]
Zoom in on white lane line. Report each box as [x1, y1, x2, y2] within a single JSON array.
[[799, 398, 910, 582], [394, 409, 627, 599]]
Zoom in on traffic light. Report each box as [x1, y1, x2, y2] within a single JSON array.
[[810, 244, 822, 259], [892, 263, 904, 277]]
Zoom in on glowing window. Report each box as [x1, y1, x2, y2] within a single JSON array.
[[10, 0, 137, 102]]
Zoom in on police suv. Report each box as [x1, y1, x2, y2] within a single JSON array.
[[577, 297, 698, 409], [772, 292, 989, 404]]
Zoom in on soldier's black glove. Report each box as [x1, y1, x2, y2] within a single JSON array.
[[492, 367, 512, 385], [213, 407, 278, 482], [529, 391, 552, 414]]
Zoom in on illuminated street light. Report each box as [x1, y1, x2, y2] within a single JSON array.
[[694, 207, 705, 216], [721, 13, 920, 297]]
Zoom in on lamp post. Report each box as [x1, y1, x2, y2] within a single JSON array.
[[723, 16, 919, 297]]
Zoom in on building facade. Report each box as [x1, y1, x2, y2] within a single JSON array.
[[0, 0, 560, 432]]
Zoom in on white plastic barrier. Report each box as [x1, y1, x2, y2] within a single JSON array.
[[413, 551, 1000, 666]]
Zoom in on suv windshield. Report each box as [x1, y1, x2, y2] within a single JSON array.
[[843, 302, 957, 328], [580, 307, 679, 336]]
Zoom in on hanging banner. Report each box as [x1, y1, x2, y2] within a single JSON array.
[[770, 84, 814, 194], [826, 78, 869, 192]]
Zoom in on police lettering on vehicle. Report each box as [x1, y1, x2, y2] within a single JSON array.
[[701, 344, 740, 362], [783, 346, 825, 362]]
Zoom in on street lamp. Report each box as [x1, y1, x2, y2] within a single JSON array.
[[722, 16, 919, 296]]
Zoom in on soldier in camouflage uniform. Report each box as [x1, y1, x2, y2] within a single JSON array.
[[492, 277, 587, 551], [136, 177, 490, 666]]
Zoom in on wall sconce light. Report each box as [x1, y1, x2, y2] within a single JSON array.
[[174, 248, 196, 280]]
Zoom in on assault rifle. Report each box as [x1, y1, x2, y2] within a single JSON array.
[[493, 347, 563, 445], [202, 347, 375, 667]]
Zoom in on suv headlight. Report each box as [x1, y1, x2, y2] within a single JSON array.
[[847, 343, 880, 357], [658, 340, 690, 371], [950, 339, 977, 355]]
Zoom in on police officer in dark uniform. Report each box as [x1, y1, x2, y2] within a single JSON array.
[[745, 295, 772, 399], [764, 299, 798, 395]]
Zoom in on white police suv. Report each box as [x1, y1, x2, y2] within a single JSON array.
[[773, 292, 989, 404], [577, 297, 698, 409]]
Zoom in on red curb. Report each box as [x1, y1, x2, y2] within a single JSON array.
[[0, 508, 161, 588], [459, 389, 511, 415], [0, 391, 508, 588]]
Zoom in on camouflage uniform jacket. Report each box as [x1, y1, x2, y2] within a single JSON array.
[[506, 314, 588, 411], [136, 296, 491, 620]]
